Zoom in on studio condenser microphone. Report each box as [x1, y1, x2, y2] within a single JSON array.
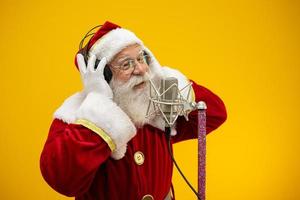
[[146, 76, 207, 200], [146, 76, 194, 127]]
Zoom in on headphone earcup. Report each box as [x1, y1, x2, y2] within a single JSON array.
[[96, 59, 113, 83], [82, 57, 112, 84], [95, 59, 112, 83], [103, 65, 113, 83], [94, 59, 100, 70]]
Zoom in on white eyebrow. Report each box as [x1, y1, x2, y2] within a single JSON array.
[[116, 50, 144, 63], [117, 56, 130, 63]]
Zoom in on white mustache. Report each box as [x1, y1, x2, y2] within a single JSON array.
[[109, 71, 155, 93], [126, 72, 152, 89]]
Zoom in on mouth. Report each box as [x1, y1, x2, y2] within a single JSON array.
[[133, 81, 146, 90]]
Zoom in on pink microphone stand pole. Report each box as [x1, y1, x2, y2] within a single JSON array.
[[196, 101, 207, 200]]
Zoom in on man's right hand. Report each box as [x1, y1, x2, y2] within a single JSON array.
[[76, 53, 113, 99]]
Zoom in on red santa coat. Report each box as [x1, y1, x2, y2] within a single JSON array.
[[40, 72, 227, 200]]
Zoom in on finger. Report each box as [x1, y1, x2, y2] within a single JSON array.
[[96, 57, 107, 75], [87, 54, 97, 72], [76, 54, 86, 74]]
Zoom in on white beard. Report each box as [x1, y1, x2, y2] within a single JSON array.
[[109, 71, 161, 128]]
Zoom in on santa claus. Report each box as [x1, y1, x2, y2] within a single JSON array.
[[40, 21, 227, 200]]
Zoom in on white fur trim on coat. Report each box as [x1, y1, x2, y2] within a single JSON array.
[[54, 92, 85, 124], [76, 92, 137, 160], [53, 92, 136, 160]]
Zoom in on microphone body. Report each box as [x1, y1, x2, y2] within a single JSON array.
[[160, 77, 178, 127]]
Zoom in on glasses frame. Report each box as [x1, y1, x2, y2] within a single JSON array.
[[108, 51, 151, 74]]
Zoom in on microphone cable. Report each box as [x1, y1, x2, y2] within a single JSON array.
[[165, 127, 201, 200]]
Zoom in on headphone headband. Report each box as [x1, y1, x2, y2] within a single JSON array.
[[79, 25, 102, 50]]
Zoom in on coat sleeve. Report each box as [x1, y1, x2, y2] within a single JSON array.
[[172, 80, 227, 143], [39, 118, 111, 197], [40, 90, 137, 196]]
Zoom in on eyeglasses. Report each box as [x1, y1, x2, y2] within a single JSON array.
[[109, 51, 151, 73]]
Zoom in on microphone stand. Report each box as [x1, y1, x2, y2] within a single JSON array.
[[165, 101, 207, 200], [195, 101, 207, 200], [147, 77, 207, 199]]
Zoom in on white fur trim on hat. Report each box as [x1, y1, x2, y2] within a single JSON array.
[[88, 27, 166, 80], [89, 28, 143, 63]]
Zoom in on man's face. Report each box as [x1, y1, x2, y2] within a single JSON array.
[[108, 44, 157, 127], [108, 43, 149, 90]]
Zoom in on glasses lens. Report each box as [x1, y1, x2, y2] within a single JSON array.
[[136, 53, 145, 64], [116, 52, 151, 72], [121, 60, 135, 70]]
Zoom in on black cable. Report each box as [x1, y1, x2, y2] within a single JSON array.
[[165, 127, 201, 200]]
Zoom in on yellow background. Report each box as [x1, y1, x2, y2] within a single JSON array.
[[0, 0, 299, 199]]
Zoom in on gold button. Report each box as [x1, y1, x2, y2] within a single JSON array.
[[141, 194, 154, 200], [134, 151, 144, 165]]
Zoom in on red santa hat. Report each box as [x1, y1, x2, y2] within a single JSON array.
[[75, 21, 148, 69]]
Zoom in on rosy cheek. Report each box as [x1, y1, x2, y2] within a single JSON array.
[[115, 72, 131, 82], [119, 76, 130, 82]]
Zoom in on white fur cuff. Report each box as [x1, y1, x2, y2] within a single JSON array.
[[75, 92, 137, 160]]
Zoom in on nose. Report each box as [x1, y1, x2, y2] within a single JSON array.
[[132, 61, 148, 76]]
